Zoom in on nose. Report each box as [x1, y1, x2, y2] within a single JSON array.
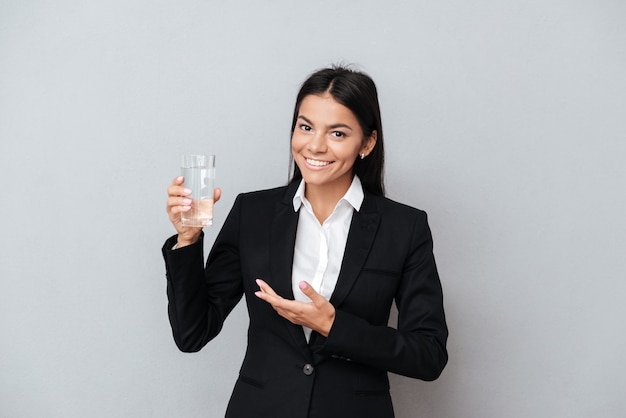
[[307, 131, 327, 154]]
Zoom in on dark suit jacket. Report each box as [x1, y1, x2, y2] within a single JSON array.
[[162, 181, 448, 418]]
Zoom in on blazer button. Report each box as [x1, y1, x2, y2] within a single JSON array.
[[303, 364, 314, 376]]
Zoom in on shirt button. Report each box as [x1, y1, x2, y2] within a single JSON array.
[[303, 364, 314, 376]]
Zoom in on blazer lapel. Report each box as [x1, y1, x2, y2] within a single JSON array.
[[329, 194, 380, 307], [311, 194, 380, 365], [269, 182, 312, 359], [269, 189, 299, 300]]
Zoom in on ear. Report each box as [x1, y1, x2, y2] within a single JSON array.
[[360, 130, 377, 157]]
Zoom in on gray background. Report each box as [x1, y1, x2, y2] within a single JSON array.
[[1, 1, 625, 417]]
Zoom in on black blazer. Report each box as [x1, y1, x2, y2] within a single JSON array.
[[162, 181, 448, 418]]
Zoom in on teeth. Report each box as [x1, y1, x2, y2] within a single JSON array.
[[306, 158, 331, 167]]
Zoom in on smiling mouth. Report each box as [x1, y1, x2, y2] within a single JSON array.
[[305, 157, 333, 167]]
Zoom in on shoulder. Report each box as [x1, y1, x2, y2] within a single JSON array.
[[366, 195, 435, 246], [233, 184, 294, 209], [366, 194, 428, 222], [239, 185, 290, 199]]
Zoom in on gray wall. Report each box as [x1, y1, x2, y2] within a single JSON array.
[[1, 1, 625, 417]]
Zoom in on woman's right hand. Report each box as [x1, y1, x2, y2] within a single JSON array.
[[166, 176, 222, 248]]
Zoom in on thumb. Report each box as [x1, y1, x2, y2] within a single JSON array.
[[213, 187, 222, 203], [299, 281, 322, 302]]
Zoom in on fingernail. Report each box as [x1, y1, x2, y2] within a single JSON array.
[[254, 291, 262, 298], [183, 188, 192, 195], [183, 198, 192, 205], [299, 281, 307, 290]]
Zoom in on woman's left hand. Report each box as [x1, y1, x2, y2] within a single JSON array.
[[255, 279, 336, 337]]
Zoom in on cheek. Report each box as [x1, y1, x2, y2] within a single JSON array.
[[334, 143, 361, 163], [291, 133, 304, 152], [290, 138, 299, 157], [291, 136, 307, 167]]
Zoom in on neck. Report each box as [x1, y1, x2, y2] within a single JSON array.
[[304, 181, 351, 224]]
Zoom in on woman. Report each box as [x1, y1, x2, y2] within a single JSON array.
[[163, 66, 448, 418]]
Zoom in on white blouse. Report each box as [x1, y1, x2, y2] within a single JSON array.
[[291, 176, 364, 341]]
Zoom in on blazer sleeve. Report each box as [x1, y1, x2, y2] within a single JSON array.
[[162, 194, 244, 352], [317, 211, 448, 381]]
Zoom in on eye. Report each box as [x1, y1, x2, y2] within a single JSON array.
[[299, 124, 312, 132], [331, 131, 345, 138]]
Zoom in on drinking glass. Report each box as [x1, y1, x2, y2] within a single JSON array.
[[180, 154, 216, 227]]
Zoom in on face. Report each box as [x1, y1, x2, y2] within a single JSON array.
[[291, 93, 376, 196]]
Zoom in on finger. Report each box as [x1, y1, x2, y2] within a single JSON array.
[[168, 184, 192, 198], [166, 197, 193, 216], [213, 188, 222, 204], [167, 196, 192, 207], [254, 288, 284, 307], [167, 203, 192, 215], [172, 175, 184, 186], [255, 279, 279, 296], [298, 281, 324, 304], [255, 279, 296, 311]]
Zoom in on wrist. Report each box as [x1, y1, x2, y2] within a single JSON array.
[[176, 233, 200, 248], [320, 308, 336, 337]]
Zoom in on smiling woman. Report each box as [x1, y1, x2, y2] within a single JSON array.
[[163, 65, 448, 418], [291, 93, 376, 222], [289, 67, 385, 198]]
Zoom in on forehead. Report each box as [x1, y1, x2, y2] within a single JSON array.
[[298, 93, 359, 126]]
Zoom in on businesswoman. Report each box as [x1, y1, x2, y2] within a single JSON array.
[[163, 66, 448, 418]]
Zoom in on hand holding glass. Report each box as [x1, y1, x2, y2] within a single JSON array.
[[180, 155, 216, 227]]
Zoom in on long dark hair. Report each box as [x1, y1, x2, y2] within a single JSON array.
[[289, 65, 385, 196]]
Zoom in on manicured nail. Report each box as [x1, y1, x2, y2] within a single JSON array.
[[299, 281, 307, 290], [183, 188, 192, 195], [183, 198, 192, 205]]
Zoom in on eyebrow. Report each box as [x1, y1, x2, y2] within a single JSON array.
[[297, 115, 354, 131]]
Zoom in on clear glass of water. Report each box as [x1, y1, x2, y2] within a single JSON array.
[[180, 154, 216, 227]]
